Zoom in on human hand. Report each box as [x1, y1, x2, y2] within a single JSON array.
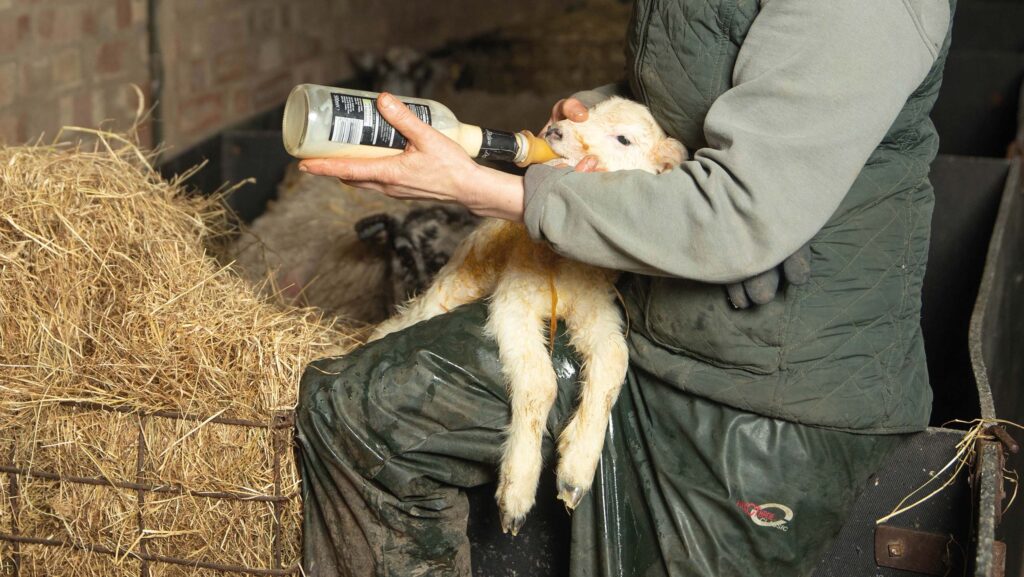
[[542, 97, 590, 134], [726, 243, 812, 308], [298, 93, 526, 221], [543, 97, 604, 172]]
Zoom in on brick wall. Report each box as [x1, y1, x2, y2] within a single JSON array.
[[0, 0, 150, 146], [156, 0, 561, 156], [0, 0, 567, 154]]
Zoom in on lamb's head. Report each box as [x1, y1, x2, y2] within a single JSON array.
[[543, 96, 688, 173]]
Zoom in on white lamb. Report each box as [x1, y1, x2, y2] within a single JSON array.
[[370, 97, 688, 534]]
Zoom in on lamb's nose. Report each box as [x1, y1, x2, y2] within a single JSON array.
[[545, 126, 563, 141]]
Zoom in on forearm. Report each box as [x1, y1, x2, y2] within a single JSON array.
[[523, 0, 947, 283], [524, 163, 801, 282], [299, 93, 531, 220], [464, 166, 526, 221], [465, 83, 630, 222]]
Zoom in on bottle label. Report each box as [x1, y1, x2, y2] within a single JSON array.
[[477, 128, 519, 162], [329, 93, 431, 149]]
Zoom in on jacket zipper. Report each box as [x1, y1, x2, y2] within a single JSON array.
[[632, 0, 655, 106]]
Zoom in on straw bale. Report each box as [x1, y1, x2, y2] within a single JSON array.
[[0, 131, 358, 572], [142, 493, 283, 568], [0, 483, 10, 576], [280, 494, 302, 566], [1, 474, 10, 533], [15, 544, 141, 577], [9, 404, 140, 483], [15, 478, 139, 555], [1, 545, 13, 575], [142, 415, 297, 496], [147, 564, 244, 577], [0, 135, 357, 422]]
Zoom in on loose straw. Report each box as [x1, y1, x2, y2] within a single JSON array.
[[876, 418, 1022, 525]]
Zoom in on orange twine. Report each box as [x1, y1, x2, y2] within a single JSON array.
[[548, 271, 559, 354]]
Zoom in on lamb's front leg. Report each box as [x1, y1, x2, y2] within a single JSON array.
[[369, 242, 497, 341], [487, 285, 559, 536], [369, 222, 507, 342], [368, 270, 482, 341], [556, 291, 629, 509]]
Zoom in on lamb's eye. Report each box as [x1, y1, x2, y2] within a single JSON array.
[[616, 135, 632, 146]]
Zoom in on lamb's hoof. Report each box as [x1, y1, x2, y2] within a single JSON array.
[[501, 512, 526, 536], [557, 481, 585, 510], [496, 479, 535, 536]]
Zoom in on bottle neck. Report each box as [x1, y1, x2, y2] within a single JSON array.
[[514, 132, 559, 166], [477, 126, 524, 163], [451, 123, 559, 166]]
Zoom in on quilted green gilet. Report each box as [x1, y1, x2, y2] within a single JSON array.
[[622, 0, 954, 432]]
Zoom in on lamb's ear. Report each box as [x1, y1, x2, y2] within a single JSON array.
[[355, 214, 397, 246], [653, 138, 688, 173]]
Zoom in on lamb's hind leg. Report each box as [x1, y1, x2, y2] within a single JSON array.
[[556, 293, 629, 509], [487, 288, 559, 536]]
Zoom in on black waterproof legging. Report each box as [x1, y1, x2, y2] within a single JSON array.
[[295, 303, 898, 577]]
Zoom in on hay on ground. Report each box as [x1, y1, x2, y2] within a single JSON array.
[[0, 130, 360, 574]]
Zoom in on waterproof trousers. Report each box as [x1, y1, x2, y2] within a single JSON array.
[[295, 303, 899, 577]]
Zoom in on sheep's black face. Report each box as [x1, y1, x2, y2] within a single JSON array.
[[356, 206, 479, 308]]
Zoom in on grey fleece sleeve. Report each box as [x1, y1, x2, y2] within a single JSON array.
[[523, 0, 950, 283]]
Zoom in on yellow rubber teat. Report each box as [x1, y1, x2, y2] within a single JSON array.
[[516, 131, 561, 167]]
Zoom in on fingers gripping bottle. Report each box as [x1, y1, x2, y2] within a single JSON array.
[[283, 84, 559, 167]]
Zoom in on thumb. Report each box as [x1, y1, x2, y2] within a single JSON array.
[[377, 92, 439, 149], [574, 155, 605, 172]]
